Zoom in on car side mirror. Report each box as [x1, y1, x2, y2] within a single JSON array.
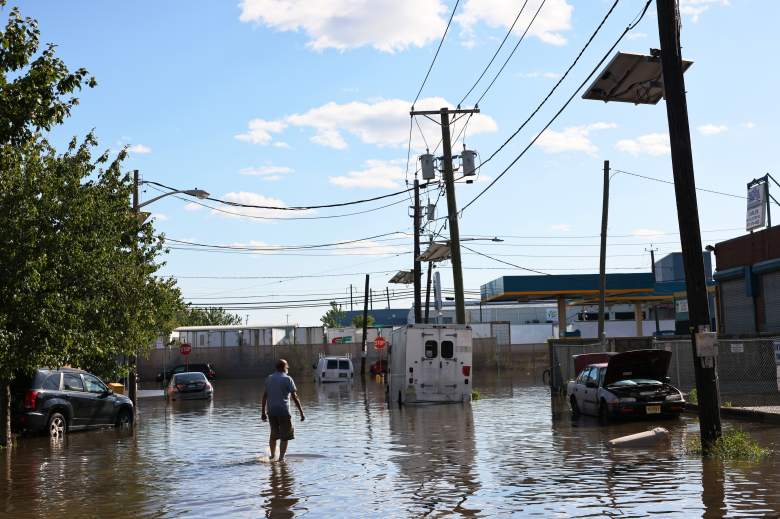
[[101, 389, 113, 397]]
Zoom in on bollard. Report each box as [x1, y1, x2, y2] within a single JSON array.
[[608, 427, 670, 448]]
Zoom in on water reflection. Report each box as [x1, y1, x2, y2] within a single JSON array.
[[389, 404, 480, 516], [262, 461, 297, 518]]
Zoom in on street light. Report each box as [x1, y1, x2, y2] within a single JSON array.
[[127, 170, 210, 412]]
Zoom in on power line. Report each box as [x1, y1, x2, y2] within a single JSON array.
[[474, 0, 547, 107], [461, 0, 653, 213], [412, 0, 461, 106], [467, 0, 624, 176], [143, 180, 428, 211], [612, 169, 745, 199], [461, 244, 550, 275], [165, 230, 408, 252]]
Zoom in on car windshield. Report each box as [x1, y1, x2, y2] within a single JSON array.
[[609, 378, 662, 387], [174, 373, 206, 384]]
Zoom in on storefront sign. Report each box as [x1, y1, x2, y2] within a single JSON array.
[[746, 182, 766, 231], [730, 343, 744, 353]]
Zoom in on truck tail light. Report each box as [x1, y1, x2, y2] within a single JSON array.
[[24, 390, 39, 410], [462, 366, 471, 377]]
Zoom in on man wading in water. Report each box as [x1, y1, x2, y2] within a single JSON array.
[[262, 359, 305, 461]]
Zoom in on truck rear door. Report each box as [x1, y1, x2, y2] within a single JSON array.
[[437, 329, 461, 398], [419, 334, 440, 397]]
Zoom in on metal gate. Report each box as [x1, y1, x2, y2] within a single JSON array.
[[763, 271, 780, 333]]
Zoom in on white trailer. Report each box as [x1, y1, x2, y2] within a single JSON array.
[[388, 324, 472, 405]]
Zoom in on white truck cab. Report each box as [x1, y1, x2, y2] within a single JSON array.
[[314, 355, 354, 383], [388, 324, 472, 405]]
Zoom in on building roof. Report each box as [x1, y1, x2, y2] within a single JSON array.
[[174, 324, 295, 331], [481, 273, 656, 303]]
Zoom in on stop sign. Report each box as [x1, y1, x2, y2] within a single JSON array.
[[180, 343, 192, 355], [374, 336, 386, 350]]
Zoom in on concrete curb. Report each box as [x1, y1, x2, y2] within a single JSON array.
[[684, 402, 780, 424]]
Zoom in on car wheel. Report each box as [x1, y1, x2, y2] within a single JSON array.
[[48, 412, 67, 439], [570, 396, 580, 417], [598, 400, 610, 423], [115, 408, 134, 429]]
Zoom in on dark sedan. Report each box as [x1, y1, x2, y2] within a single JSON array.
[[567, 349, 685, 421], [166, 372, 213, 401], [12, 368, 134, 438]]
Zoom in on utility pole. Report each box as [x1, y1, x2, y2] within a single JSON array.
[[360, 274, 369, 376], [128, 169, 140, 413], [386, 287, 391, 309], [657, 0, 721, 449], [424, 262, 433, 324], [370, 289, 373, 310], [647, 245, 661, 333], [350, 284, 353, 311], [598, 160, 609, 342], [413, 179, 422, 323], [409, 107, 479, 324]]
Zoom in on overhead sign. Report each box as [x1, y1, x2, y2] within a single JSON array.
[[179, 343, 192, 355], [746, 182, 766, 231]]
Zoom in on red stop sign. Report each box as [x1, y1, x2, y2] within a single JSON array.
[[374, 336, 386, 350], [180, 343, 192, 355]]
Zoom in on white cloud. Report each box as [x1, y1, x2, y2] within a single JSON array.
[[550, 223, 571, 232], [238, 0, 448, 53], [333, 239, 404, 256], [153, 213, 168, 221], [631, 228, 666, 238], [456, 0, 574, 46], [241, 96, 498, 151], [680, 0, 729, 22], [329, 159, 406, 189], [615, 133, 670, 156], [518, 71, 561, 79], [537, 122, 617, 156], [626, 32, 647, 40], [262, 175, 284, 182], [273, 141, 292, 149], [127, 144, 152, 154], [240, 166, 293, 176], [210, 192, 312, 221], [698, 124, 727, 136], [741, 121, 756, 129], [184, 203, 203, 211], [234, 118, 287, 145]]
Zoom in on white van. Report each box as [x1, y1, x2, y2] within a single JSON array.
[[388, 324, 472, 405], [314, 355, 354, 383]]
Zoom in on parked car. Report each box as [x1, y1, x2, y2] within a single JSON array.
[[11, 368, 134, 439], [566, 349, 684, 421], [313, 356, 354, 383], [157, 363, 216, 382], [166, 372, 213, 401]]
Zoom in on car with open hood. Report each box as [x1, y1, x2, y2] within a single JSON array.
[[566, 349, 685, 421]]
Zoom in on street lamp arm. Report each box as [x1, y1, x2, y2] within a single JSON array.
[[136, 190, 189, 209]]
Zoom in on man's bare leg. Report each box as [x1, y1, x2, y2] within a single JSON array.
[[269, 438, 277, 460], [278, 440, 288, 461]]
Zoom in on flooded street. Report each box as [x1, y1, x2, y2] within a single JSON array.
[[3, 374, 780, 518]]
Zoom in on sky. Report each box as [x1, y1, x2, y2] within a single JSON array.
[[13, 0, 780, 326]]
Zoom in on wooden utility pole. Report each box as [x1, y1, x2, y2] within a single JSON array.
[[409, 107, 479, 324], [386, 287, 391, 309], [413, 179, 422, 323], [360, 274, 369, 376], [657, 0, 721, 448], [648, 246, 661, 333], [598, 160, 609, 341], [349, 284, 353, 311]]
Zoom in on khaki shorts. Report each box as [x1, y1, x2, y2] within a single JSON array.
[[269, 415, 295, 441]]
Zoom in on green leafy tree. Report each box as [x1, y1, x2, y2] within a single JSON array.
[[351, 314, 375, 329], [0, 2, 180, 445], [178, 306, 244, 326], [320, 301, 345, 328]]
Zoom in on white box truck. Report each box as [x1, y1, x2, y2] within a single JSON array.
[[388, 324, 473, 405]]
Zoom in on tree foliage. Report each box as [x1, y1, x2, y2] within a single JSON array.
[[177, 306, 244, 327], [0, 2, 181, 384], [320, 301, 345, 328], [351, 314, 375, 329]]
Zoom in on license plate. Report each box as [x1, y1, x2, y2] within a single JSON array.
[[339, 373, 348, 378], [646, 405, 661, 414]]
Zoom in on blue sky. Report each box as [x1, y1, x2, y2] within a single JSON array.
[[15, 0, 779, 325]]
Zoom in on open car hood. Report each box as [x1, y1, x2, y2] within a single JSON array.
[[572, 352, 614, 376], [604, 349, 672, 386]]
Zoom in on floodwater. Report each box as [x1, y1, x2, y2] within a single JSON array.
[[3, 375, 780, 518]]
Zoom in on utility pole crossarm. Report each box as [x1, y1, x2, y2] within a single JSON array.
[[410, 108, 480, 116]]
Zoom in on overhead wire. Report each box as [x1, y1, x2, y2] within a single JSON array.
[[612, 169, 745, 199], [460, 0, 653, 214], [411, 0, 462, 106], [461, 244, 550, 275]]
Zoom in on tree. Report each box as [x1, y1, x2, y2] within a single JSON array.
[[351, 314, 375, 329], [177, 306, 244, 327], [320, 301, 345, 328], [0, 3, 180, 445]]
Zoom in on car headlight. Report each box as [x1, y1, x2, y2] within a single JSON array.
[[666, 393, 682, 401], [618, 397, 636, 403]]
